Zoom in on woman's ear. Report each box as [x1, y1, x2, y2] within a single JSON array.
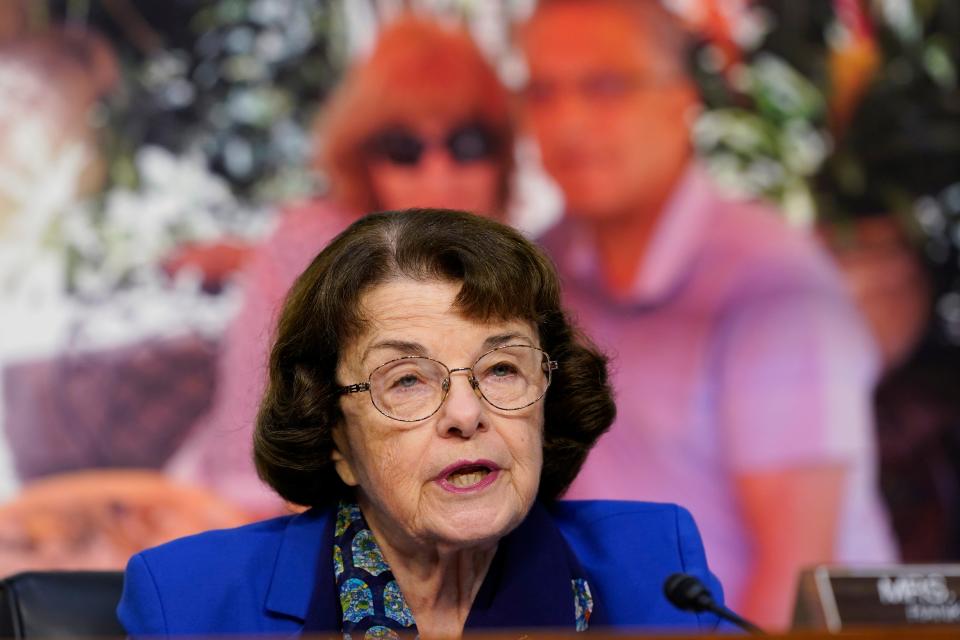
[[331, 428, 359, 487]]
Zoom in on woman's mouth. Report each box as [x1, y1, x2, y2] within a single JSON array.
[[436, 459, 500, 494]]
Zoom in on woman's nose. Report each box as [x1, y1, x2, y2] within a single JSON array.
[[436, 372, 485, 439], [419, 145, 460, 179]]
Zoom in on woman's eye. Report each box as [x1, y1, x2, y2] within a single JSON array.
[[392, 374, 422, 389], [489, 362, 518, 377]]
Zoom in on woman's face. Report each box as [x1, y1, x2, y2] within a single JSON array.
[[365, 120, 503, 218], [333, 278, 543, 552]]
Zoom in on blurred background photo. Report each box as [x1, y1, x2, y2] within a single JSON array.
[[0, 0, 958, 631]]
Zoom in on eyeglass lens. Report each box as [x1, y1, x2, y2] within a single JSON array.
[[366, 123, 497, 166], [368, 345, 552, 422]]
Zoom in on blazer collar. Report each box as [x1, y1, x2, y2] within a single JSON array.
[[264, 507, 334, 621]]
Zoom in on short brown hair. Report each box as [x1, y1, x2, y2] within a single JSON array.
[[525, 0, 692, 79], [254, 209, 615, 507]]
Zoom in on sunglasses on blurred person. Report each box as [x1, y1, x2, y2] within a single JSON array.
[[365, 122, 500, 166]]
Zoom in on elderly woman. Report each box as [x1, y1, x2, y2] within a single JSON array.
[[119, 210, 725, 636], [167, 16, 515, 514]]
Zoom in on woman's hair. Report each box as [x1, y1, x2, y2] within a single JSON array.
[[255, 209, 615, 507], [315, 16, 514, 214]]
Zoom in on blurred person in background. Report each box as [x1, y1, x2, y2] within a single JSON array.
[[0, 2, 25, 43], [167, 15, 514, 516], [0, 28, 253, 576], [520, 0, 895, 628], [0, 27, 117, 235]]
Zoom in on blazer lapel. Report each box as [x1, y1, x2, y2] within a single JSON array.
[[264, 507, 336, 623]]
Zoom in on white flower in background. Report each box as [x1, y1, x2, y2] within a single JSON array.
[[691, 52, 828, 229], [664, 0, 768, 50], [0, 130, 270, 362], [779, 179, 818, 228], [0, 117, 88, 308], [694, 110, 770, 154], [0, 53, 92, 240], [80, 147, 245, 296], [750, 53, 826, 120], [879, 0, 921, 44], [781, 119, 831, 177]]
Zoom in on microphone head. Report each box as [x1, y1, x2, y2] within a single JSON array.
[[663, 573, 716, 613]]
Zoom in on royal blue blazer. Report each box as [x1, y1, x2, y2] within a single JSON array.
[[118, 500, 726, 635]]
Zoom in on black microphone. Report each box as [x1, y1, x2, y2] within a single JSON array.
[[663, 572, 765, 635]]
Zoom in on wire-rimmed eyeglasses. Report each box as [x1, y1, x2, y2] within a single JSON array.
[[338, 344, 558, 422]]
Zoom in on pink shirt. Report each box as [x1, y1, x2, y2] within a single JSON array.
[[167, 201, 358, 514], [541, 166, 897, 607]]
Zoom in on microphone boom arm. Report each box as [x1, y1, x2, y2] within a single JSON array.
[[663, 572, 765, 635]]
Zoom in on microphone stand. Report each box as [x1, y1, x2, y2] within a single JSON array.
[[704, 601, 765, 635], [664, 572, 765, 635]]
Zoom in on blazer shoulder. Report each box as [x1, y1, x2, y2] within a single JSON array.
[[118, 513, 318, 635], [138, 514, 293, 568], [550, 500, 706, 574], [550, 500, 724, 631]]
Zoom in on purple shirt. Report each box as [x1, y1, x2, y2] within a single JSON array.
[[541, 166, 897, 607]]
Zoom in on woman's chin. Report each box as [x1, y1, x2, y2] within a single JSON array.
[[429, 516, 514, 549], [423, 489, 531, 547]]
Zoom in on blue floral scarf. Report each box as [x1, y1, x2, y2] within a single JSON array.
[[302, 500, 598, 637]]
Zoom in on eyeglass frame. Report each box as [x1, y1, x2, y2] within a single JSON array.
[[337, 344, 559, 423]]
